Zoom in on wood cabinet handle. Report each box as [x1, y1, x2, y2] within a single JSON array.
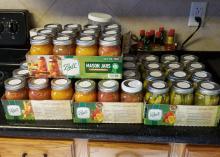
[[22, 153, 48, 157]]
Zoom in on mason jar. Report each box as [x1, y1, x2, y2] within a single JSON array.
[[123, 62, 138, 70], [123, 70, 141, 80], [141, 54, 159, 72], [59, 30, 77, 39], [186, 62, 205, 74], [44, 23, 62, 33], [191, 70, 212, 88], [164, 62, 184, 77], [180, 54, 198, 67], [37, 28, 56, 39], [161, 54, 178, 64], [64, 24, 81, 33], [144, 70, 165, 89], [104, 24, 121, 32], [53, 35, 75, 55], [76, 36, 98, 56], [167, 70, 188, 87]]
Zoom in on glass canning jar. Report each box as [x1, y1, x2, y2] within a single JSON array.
[[170, 81, 194, 105], [123, 62, 138, 70], [28, 78, 51, 100], [53, 35, 75, 55], [84, 24, 101, 32], [64, 24, 81, 33], [164, 62, 183, 76], [59, 30, 77, 39], [195, 81, 220, 106], [12, 68, 29, 79], [191, 70, 212, 88], [4, 77, 28, 100], [144, 70, 165, 89], [104, 24, 121, 32], [186, 62, 205, 74], [51, 78, 73, 100], [98, 80, 119, 102], [161, 54, 179, 64], [102, 29, 121, 38], [180, 54, 198, 67], [121, 79, 143, 102], [30, 35, 53, 55], [81, 29, 99, 38], [76, 36, 98, 56], [37, 28, 56, 39], [167, 70, 188, 87], [44, 23, 62, 33], [123, 70, 141, 80], [74, 79, 97, 102]]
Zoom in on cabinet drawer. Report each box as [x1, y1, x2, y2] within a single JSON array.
[[89, 141, 170, 157], [0, 138, 74, 157], [184, 145, 220, 157]]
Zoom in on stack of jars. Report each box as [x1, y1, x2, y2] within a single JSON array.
[[29, 23, 122, 57]]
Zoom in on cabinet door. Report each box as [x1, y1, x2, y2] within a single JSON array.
[[0, 138, 74, 157], [89, 141, 170, 157], [184, 145, 220, 157]]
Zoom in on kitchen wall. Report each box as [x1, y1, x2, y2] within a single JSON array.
[[1, 0, 220, 51]]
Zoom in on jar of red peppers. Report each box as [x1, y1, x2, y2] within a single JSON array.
[[98, 80, 119, 102], [98, 36, 121, 56], [121, 79, 143, 102], [28, 78, 51, 100], [53, 35, 75, 55]]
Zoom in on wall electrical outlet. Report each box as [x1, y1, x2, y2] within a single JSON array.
[[188, 2, 207, 27]]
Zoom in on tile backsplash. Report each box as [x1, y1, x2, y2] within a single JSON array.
[[1, 0, 220, 51]]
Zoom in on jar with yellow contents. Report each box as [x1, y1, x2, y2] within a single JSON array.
[[76, 36, 98, 56], [30, 35, 53, 55], [51, 78, 74, 100], [74, 79, 97, 102], [53, 35, 75, 55]]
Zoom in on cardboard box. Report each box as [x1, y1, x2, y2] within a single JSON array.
[[144, 104, 220, 127], [72, 102, 143, 123]]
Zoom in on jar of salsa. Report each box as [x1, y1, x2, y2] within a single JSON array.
[[28, 78, 51, 100], [53, 35, 75, 55], [13, 68, 29, 79], [74, 79, 97, 102], [121, 79, 143, 102], [44, 23, 62, 33], [30, 35, 53, 55], [76, 36, 98, 56], [51, 78, 73, 100], [64, 24, 81, 32], [99, 36, 121, 56], [98, 80, 119, 102], [4, 77, 28, 100]]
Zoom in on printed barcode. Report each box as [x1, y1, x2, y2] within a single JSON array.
[[108, 74, 121, 79]]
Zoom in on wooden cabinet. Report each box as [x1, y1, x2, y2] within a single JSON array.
[[0, 138, 74, 157], [88, 141, 171, 157], [184, 145, 220, 157]]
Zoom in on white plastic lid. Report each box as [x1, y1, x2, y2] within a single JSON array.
[[174, 71, 186, 77], [121, 79, 142, 93], [88, 12, 112, 23]]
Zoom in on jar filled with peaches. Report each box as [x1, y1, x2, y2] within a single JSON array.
[[53, 35, 75, 55]]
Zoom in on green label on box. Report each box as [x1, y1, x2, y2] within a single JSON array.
[[85, 62, 120, 73]]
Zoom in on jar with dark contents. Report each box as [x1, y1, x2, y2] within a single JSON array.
[[121, 79, 143, 102], [44, 23, 62, 33], [144, 70, 165, 89], [186, 62, 205, 74], [98, 80, 119, 102], [123, 70, 141, 80], [123, 62, 137, 70], [99, 36, 121, 56], [4, 77, 28, 100], [53, 35, 75, 55], [164, 62, 183, 76], [191, 70, 212, 88], [64, 24, 81, 32], [37, 28, 56, 39], [13, 68, 29, 79], [59, 30, 77, 39], [180, 54, 198, 67], [168, 70, 188, 87], [161, 54, 178, 64], [28, 78, 51, 100]]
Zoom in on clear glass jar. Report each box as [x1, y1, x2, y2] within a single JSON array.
[[81, 29, 99, 38], [88, 12, 112, 28], [104, 24, 121, 32], [161, 54, 178, 64], [123, 70, 141, 80], [51, 78, 73, 100], [37, 28, 56, 39], [44, 23, 62, 33], [4, 77, 28, 100], [53, 35, 75, 55], [191, 70, 212, 88], [186, 62, 205, 74], [121, 79, 143, 102], [123, 55, 137, 62], [30, 35, 53, 55], [168, 70, 188, 87], [12, 68, 29, 79], [102, 29, 121, 38], [84, 24, 101, 32], [76, 36, 98, 56], [123, 62, 137, 70], [64, 24, 81, 33], [180, 54, 198, 67], [145, 81, 169, 104], [170, 81, 194, 105], [141, 54, 159, 72], [20, 61, 28, 70], [98, 80, 119, 102], [143, 62, 162, 79], [99, 36, 121, 56], [195, 81, 220, 106], [164, 62, 183, 76], [74, 79, 97, 102], [144, 70, 165, 89], [28, 78, 51, 100], [59, 30, 77, 39]]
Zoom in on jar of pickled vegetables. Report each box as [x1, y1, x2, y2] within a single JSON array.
[[164, 62, 183, 76], [74, 79, 97, 102], [30, 35, 53, 55], [195, 81, 220, 106], [99, 36, 121, 56], [121, 79, 143, 102], [13, 68, 29, 79], [180, 54, 198, 67], [76, 36, 98, 56], [44, 23, 62, 33], [123, 62, 137, 70], [64, 24, 81, 32], [98, 80, 119, 102], [53, 35, 75, 55], [145, 81, 169, 104], [186, 62, 205, 74], [161, 54, 178, 64], [4, 77, 28, 100], [81, 29, 99, 38], [37, 28, 56, 39], [141, 54, 159, 72], [191, 70, 212, 88], [168, 70, 188, 87], [28, 78, 51, 100], [59, 30, 77, 39], [51, 78, 73, 100], [144, 70, 165, 89], [170, 81, 194, 105], [123, 70, 141, 80]]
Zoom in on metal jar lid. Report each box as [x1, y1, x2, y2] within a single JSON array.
[[146, 70, 164, 81], [123, 70, 141, 80], [123, 62, 137, 70], [99, 36, 120, 46], [76, 36, 96, 46], [28, 78, 49, 90], [121, 79, 142, 93], [197, 81, 220, 96], [98, 80, 119, 93], [4, 77, 26, 91], [64, 24, 81, 32], [84, 24, 101, 31], [53, 35, 73, 45], [44, 23, 62, 33], [187, 62, 205, 72], [123, 55, 137, 62], [180, 54, 198, 65], [13, 68, 29, 78], [51, 78, 72, 90], [144, 62, 161, 71], [192, 70, 212, 82], [161, 54, 178, 63], [59, 30, 77, 38], [148, 81, 169, 95], [168, 70, 188, 82], [37, 28, 56, 38], [172, 80, 194, 94], [104, 24, 121, 31], [30, 35, 51, 45], [20, 61, 28, 70], [75, 79, 96, 92], [81, 29, 99, 37], [102, 29, 121, 36], [166, 62, 183, 70], [142, 54, 159, 63]]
